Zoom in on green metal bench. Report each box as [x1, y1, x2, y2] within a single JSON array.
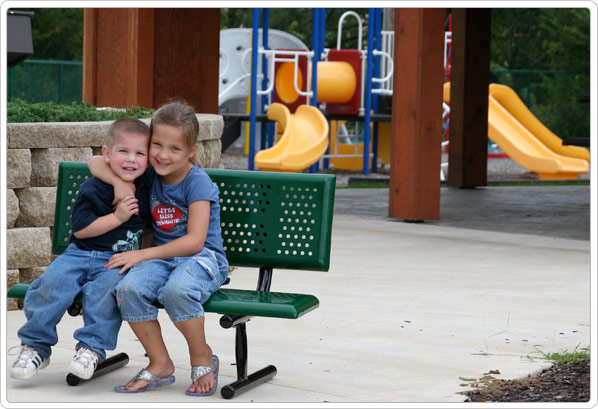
[[8, 161, 336, 399]]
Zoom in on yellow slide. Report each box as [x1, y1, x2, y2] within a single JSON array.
[[444, 82, 589, 180], [254, 103, 329, 172]]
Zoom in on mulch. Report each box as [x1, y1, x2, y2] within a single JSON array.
[[459, 360, 590, 402]]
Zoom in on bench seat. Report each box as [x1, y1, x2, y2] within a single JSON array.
[[205, 288, 319, 319], [8, 283, 319, 320]]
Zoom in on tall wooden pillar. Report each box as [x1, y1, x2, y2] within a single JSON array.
[[448, 9, 492, 188], [389, 8, 445, 221], [82, 9, 97, 106], [83, 8, 220, 113]]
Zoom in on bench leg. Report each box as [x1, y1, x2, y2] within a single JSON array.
[[66, 352, 129, 386], [220, 322, 277, 399]]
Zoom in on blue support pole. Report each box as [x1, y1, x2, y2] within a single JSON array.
[[320, 8, 326, 49], [309, 8, 321, 173], [260, 9, 270, 149], [319, 8, 330, 170], [372, 8, 382, 173], [363, 8, 375, 175], [248, 8, 260, 171], [311, 9, 319, 107]]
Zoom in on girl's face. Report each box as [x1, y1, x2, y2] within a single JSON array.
[[149, 124, 198, 185]]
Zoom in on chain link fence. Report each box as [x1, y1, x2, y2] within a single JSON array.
[[8, 59, 83, 104], [7, 60, 588, 140]]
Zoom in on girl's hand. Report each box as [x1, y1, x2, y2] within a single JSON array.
[[105, 250, 146, 275], [114, 196, 139, 222], [113, 181, 136, 207]]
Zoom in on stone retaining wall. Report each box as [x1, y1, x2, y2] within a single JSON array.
[[6, 115, 224, 310]]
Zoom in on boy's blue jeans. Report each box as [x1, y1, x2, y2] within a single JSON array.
[[115, 248, 228, 323], [17, 243, 123, 361]]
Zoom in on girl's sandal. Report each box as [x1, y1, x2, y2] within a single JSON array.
[[185, 355, 219, 396], [114, 368, 175, 393]]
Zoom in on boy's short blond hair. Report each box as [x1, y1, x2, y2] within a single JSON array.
[[106, 118, 150, 147]]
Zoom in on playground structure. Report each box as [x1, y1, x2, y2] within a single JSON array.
[[218, 28, 308, 110], [218, 9, 393, 174], [443, 82, 589, 180], [254, 103, 329, 172], [218, 9, 589, 179]]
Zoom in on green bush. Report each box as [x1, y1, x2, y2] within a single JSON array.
[[7, 99, 152, 123]]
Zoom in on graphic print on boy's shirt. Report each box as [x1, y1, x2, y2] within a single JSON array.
[[151, 195, 187, 234], [112, 229, 144, 252]]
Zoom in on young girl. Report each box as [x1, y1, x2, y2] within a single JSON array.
[[88, 101, 228, 396]]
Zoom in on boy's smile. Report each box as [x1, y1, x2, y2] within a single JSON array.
[[103, 132, 149, 182]]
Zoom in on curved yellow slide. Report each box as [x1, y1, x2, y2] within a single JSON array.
[[444, 82, 589, 180], [489, 84, 589, 162], [254, 103, 329, 172]]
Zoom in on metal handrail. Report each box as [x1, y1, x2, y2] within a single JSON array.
[[336, 11, 363, 50]]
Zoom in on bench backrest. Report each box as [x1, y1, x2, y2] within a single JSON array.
[[53, 162, 92, 254], [53, 162, 336, 271]]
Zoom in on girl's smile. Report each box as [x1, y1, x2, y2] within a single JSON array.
[[150, 124, 198, 185]]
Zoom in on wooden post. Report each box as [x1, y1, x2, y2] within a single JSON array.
[[152, 8, 220, 113], [389, 8, 445, 221], [82, 9, 97, 105], [125, 8, 154, 109], [82, 8, 219, 112], [448, 9, 492, 188]]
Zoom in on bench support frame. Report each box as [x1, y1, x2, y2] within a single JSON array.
[[219, 267, 278, 399]]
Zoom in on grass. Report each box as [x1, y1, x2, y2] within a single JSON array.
[[457, 345, 591, 399], [486, 180, 590, 187], [526, 344, 590, 365], [339, 179, 590, 189], [338, 183, 388, 189]]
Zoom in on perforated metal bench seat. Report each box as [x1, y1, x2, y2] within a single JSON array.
[[205, 288, 319, 319], [7, 162, 336, 399], [8, 283, 319, 320]]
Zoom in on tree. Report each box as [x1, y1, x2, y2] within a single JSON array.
[[13, 8, 84, 60], [220, 8, 368, 50], [490, 8, 590, 139]]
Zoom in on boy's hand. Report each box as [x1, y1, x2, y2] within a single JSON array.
[[105, 250, 146, 275], [113, 182, 136, 206], [114, 196, 139, 222]]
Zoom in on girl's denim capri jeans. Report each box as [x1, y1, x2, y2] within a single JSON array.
[[114, 247, 228, 323]]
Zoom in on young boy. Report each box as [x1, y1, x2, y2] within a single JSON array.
[[11, 118, 152, 381]]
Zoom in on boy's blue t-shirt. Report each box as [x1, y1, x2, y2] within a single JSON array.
[[70, 177, 151, 252], [145, 165, 226, 259]]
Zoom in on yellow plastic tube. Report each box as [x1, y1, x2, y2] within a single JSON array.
[[275, 61, 356, 104]]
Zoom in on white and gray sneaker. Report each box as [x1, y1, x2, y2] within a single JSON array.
[[67, 347, 99, 380], [10, 345, 50, 379]]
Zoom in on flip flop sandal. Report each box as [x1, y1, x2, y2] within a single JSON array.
[[114, 368, 175, 393], [185, 355, 219, 396]]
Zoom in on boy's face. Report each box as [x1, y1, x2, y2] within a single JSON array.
[[102, 132, 149, 182]]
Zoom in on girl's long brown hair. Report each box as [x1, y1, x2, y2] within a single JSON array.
[[150, 100, 202, 167]]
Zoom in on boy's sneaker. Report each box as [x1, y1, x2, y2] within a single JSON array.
[[67, 347, 99, 380], [10, 345, 50, 379]]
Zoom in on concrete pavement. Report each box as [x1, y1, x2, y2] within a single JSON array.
[[3, 185, 593, 405], [334, 184, 591, 240]]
